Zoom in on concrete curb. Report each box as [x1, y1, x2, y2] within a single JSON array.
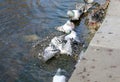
[[69, 0, 120, 82]]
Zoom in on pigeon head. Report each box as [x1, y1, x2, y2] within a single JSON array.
[[55, 68, 66, 76], [38, 53, 44, 60], [84, 0, 94, 4], [67, 10, 74, 18]]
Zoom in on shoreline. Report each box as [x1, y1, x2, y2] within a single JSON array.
[[69, 0, 120, 82]]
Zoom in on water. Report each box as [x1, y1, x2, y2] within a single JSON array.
[[0, 0, 105, 82]]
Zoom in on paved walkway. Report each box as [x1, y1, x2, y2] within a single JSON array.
[[69, 0, 120, 82]]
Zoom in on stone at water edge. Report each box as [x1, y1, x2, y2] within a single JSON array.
[[23, 34, 40, 42]]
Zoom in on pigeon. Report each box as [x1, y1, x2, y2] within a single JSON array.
[[67, 10, 82, 20], [60, 39, 72, 56], [76, 3, 85, 11], [53, 68, 66, 82], [38, 45, 59, 62], [64, 30, 80, 43], [55, 20, 75, 34], [84, 0, 94, 4], [38, 35, 73, 62], [50, 36, 72, 56]]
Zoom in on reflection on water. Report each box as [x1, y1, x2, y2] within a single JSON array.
[[0, 0, 105, 82]]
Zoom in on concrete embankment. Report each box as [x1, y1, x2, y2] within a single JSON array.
[[69, 0, 120, 82]]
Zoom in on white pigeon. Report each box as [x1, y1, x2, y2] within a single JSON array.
[[38, 45, 59, 62], [50, 36, 64, 50], [60, 39, 72, 56], [75, 2, 93, 13], [38, 36, 64, 62], [53, 68, 66, 82], [83, 0, 94, 13], [55, 20, 75, 34], [50, 36, 72, 56], [84, 4, 93, 12], [67, 10, 82, 20], [84, 0, 94, 4], [65, 30, 80, 43], [76, 3, 86, 11]]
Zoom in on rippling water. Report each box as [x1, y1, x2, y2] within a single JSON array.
[[0, 0, 105, 82]]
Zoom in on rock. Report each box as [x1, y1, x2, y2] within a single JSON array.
[[23, 34, 40, 42]]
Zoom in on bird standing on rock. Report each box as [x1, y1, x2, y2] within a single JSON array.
[[65, 30, 80, 43], [76, 0, 94, 13], [67, 10, 82, 20], [38, 45, 59, 62], [50, 36, 72, 56], [55, 20, 75, 34]]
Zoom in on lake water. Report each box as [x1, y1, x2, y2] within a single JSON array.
[[0, 0, 105, 82]]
